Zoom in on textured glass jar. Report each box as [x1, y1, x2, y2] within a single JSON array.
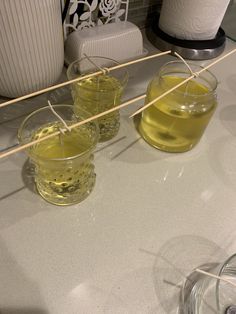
[[18, 105, 99, 206], [67, 56, 128, 142], [139, 61, 218, 153]]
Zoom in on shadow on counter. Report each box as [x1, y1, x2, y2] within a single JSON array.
[[0, 237, 49, 314], [150, 235, 228, 314], [0, 309, 48, 314]]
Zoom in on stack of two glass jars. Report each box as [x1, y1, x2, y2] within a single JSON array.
[[18, 57, 128, 206]]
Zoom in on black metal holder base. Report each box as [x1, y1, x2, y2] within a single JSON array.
[[147, 15, 226, 60]]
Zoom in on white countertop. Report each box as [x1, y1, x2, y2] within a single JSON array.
[[1, 37, 236, 314]]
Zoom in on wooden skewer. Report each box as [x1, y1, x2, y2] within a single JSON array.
[[130, 48, 236, 118], [195, 268, 236, 288], [197, 48, 236, 75], [0, 50, 171, 109], [0, 71, 102, 109], [130, 74, 195, 117], [2, 48, 236, 159], [102, 50, 171, 70], [0, 94, 146, 159]]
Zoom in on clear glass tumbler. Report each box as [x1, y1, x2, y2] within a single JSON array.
[[67, 56, 128, 142], [181, 254, 236, 314], [18, 105, 99, 206], [139, 61, 218, 152]]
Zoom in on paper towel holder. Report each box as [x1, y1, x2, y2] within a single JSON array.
[[147, 14, 226, 60]]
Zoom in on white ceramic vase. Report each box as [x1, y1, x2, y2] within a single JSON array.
[[0, 0, 64, 98]]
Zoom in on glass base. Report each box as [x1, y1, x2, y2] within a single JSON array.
[[180, 263, 219, 314], [180, 260, 236, 314], [139, 124, 197, 153], [36, 174, 96, 206], [35, 160, 96, 206], [98, 111, 120, 142]]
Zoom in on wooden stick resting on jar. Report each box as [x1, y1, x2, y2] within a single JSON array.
[[0, 50, 171, 109], [0, 94, 146, 159], [130, 48, 236, 118], [1, 48, 236, 159]]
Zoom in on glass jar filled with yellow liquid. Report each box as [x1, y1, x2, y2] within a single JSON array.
[[18, 105, 99, 206], [139, 61, 218, 152], [67, 56, 128, 142]]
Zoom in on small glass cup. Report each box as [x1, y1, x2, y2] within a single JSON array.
[[139, 61, 218, 153], [181, 254, 236, 313], [67, 56, 128, 142], [18, 104, 99, 206]]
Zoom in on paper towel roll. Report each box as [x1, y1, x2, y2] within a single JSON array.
[[159, 0, 231, 40]]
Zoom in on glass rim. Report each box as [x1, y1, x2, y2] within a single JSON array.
[[18, 104, 99, 162], [66, 55, 129, 92], [158, 60, 218, 96], [215, 253, 236, 311]]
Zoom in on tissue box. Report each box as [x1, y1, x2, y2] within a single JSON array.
[[65, 21, 146, 66]]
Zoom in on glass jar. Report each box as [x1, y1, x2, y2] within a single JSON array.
[[180, 253, 236, 313], [139, 61, 218, 153], [18, 105, 99, 206], [67, 56, 128, 142]]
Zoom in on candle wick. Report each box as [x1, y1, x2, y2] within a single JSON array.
[[174, 52, 199, 97], [83, 53, 109, 75], [174, 52, 198, 77], [47, 100, 71, 134], [195, 268, 236, 288]]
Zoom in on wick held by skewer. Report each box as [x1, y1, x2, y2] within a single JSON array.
[[130, 48, 236, 118]]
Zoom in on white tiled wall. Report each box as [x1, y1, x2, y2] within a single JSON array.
[[128, 0, 162, 28]]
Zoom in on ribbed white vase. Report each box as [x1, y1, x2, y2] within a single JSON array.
[[0, 0, 64, 98]]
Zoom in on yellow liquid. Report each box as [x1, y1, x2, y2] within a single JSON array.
[[30, 122, 96, 205], [73, 74, 123, 141], [139, 76, 217, 152], [31, 123, 91, 158]]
